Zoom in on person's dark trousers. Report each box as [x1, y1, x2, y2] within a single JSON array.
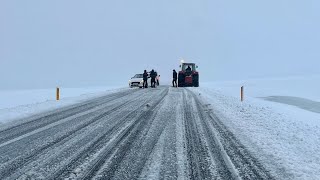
[[151, 78, 156, 88], [143, 79, 148, 88], [172, 78, 177, 87]]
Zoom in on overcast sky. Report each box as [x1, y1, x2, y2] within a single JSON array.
[[1, 0, 319, 89]]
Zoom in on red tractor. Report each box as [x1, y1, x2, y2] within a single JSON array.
[[178, 63, 199, 87]]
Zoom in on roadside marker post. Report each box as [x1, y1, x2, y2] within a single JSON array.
[[241, 86, 244, 102], [56, 87, 60, 101]]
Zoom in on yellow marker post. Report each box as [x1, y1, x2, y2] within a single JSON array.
[[56, 87, 60, 101], [241, 86, 244, 102]]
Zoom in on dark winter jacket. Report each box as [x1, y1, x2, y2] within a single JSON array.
[[150, 71, 157, 79], [143, 72, 148, 80], [173, 71, 177, 79]]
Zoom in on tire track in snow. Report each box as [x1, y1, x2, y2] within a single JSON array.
[[0, 90, 137, 146], [182, 89, 215, 180], [0, 100, 121, 150], [187, 88, 274, 180], [175, 91, 188, 180], [139, 124, 168, 180], [185, 89, 235, 180], [0, 90, 142, 179], [84, 88, 169, 180], [139, 88, 182, 180]]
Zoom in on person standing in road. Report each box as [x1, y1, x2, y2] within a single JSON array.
[[143, 70, 148, 88], [172, 69, 178, 87], [150, 69, 157, 88], [157, 75, 160, 86], [186, 65, 192, 76]]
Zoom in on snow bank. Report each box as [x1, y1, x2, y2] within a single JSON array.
[[0, 86, 125, 125]]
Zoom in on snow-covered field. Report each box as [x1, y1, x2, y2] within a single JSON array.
[[204, 75, 320, 101], [193, 75, 320, 179], [0, 86, 125, 125]]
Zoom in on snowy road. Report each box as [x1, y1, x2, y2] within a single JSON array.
[[0, 86, 273, 180]]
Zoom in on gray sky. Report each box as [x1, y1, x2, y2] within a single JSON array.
[[1, 0, 320, 89]]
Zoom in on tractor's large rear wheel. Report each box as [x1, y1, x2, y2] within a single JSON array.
[[178, 73, 185, 87], [193, 74, 199, 87]]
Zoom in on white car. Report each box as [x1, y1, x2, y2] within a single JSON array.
[[129, 73, 157, 88]]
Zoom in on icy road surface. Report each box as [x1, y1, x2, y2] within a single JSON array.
[[0, 86, 273, 180]]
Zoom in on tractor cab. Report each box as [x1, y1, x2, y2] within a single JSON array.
[[180, 63, 197, 75], [178, 63, 199, 87]]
